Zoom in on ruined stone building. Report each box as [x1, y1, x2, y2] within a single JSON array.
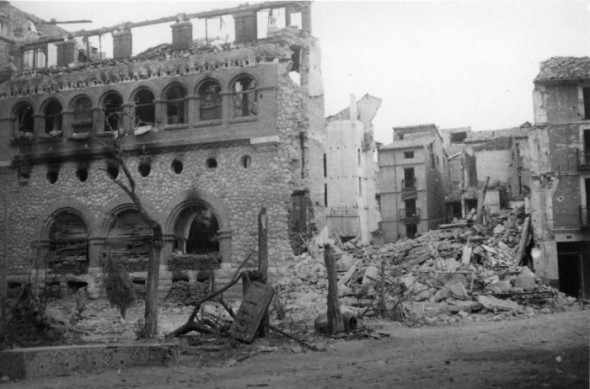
[[325, 94, 381, 244], [441, 124, 532, 215], [377, 124, 448, 242], [0, 1, 326, 296], [529, 56, 590, 299], [0, 1, 67, 83]]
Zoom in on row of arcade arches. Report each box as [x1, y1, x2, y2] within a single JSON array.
[[37, 191, 230, 275]]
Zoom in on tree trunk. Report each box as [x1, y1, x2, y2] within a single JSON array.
[[476, 176, 490, 225], [139, 224, 162, 338], [324, 244, 344, 334]]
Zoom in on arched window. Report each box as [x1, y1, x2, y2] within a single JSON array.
[[232, 75, 257, 118], [197, 80, 222, 121], [165, 85, 187, 125], [48, 212, 89, 274], [44, 100, 62, 136], [14, 103, 34, 134], [133, 88, 155, 127], [72, 96, 93, 133], [102, 92, 123, 132]]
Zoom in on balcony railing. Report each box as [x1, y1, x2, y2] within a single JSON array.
[[402, 178, 416, 191], [577, 149, 590, 171], [581, 206, 589, 231], [399, 207, 421, 222]]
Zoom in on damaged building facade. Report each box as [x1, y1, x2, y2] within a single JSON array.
[[0, 1, 326, 296], [377, 124, 448, 242], [529, 56, 590, 299], [325, 94, 381, 244]]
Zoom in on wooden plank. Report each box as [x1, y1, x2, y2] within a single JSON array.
[[228, 281, 275, 343], [257, 207, 269, 337], [515, 216, 531, 265], [476, 176, 490, 225]]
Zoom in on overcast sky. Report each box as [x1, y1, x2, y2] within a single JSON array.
[[13, 0, 590, 144]]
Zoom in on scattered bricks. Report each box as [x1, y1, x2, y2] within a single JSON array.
[[514, 267, 536, 291], [477, 295, 523, 312], [0, 343, 179, 380], [484, 280, 512, 294], [362, 266, 380, 285]]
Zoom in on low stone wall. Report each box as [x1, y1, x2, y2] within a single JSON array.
[[0, 343, 179, 380]]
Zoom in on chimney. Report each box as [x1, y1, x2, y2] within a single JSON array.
[[113, 28, 132, 59], [55, 39, 76, 67], [171, 21, 193, 51], [233, 11, 257, 44]]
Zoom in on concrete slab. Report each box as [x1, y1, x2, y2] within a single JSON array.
[[0, 343, 179, 380]]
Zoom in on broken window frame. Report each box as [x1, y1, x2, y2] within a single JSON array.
[[71, 95, 93, 134], [164, 84, 187, 125], [101, 91, 124, 132], [43, 99, 63, 136], [197, 79, 222, 122], [13, 102, 35, 135], [133, 87, 156, 128], [231, 74, 258, 119]]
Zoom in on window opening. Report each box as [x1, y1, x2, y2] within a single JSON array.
[[14, 103, 34, 134], [584, 87, 590, 120], [406, 224, 417, 239], [134, 89, 155, 127], [198, 80, 222, 121], [241, 155, 252, 168], [44, 100, 62, 136], [206, 157, 217, 169], [171, 159, 183, 174], [404, 151, 414, 159], [103, 92, 123, 132], [450, 132, 467, 143], [138, 162, 151, 177], [166, 85, 187, 124], [72, 96, 93, 133], [233, 75, 257, 118], [404, 168, 415, 189]]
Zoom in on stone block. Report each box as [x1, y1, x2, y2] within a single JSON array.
[[0, 343, 178, 380], [514, 267, 536, 291]]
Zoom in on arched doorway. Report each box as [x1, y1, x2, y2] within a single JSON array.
[[47, 211, 89, 274]]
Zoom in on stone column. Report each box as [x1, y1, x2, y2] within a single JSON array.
[[218, 229, 232, 265], [154, 99, 164, 128], [92, 106, 103, 135], [188, 95, 199, 125], [88, 237, 106, 269], [61, 110, 73, 138], [33, 113, 43, 137]]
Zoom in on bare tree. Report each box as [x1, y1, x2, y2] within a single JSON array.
[[98, 110, 162, 338]]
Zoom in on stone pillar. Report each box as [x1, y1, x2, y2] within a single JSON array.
[[55, 40, 76, 68], [301, 3, 312, 33], [171, 21, 193, 51], [221, 92, 230, 125], [33, 114, 43, 137], [218, 229, 232, 265], [92, 106, 102, 135], [188, 95, 199, 125], [113, 28, 132, 59], [161, 234, 176, 268], [154, 99, 164, 128], [233, 11, 257, 43], [61, 110, 73, 138], [121, 103, 133, 133], [88, 237, 106, 269]]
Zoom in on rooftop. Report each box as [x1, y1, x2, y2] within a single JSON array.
[[380, 137, 434, 151], [534, 56, 590, 83]]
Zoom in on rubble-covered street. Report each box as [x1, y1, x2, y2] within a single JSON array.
[[2, 309, 587, 389]]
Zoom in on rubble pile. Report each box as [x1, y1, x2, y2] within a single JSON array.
[[274, 210, 579, 328]]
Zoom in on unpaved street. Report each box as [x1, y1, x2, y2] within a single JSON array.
[[4, 309, 588, 389]]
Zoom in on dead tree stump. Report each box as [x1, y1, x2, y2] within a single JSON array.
[[324, 244, 344, 334]]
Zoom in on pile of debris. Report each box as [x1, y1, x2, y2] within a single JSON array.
[[274, 209, 579, 328]]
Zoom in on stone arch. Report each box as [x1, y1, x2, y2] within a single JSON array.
[[163, 189, 232, 264], [195, 77, 223, 121], [37, 198, 97, 239], [36, 199, 96, 275], [229, 73, 258, 118], [99, 194, 164, 237]]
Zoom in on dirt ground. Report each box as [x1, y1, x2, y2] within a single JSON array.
[[2, 307, 588, 389]]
